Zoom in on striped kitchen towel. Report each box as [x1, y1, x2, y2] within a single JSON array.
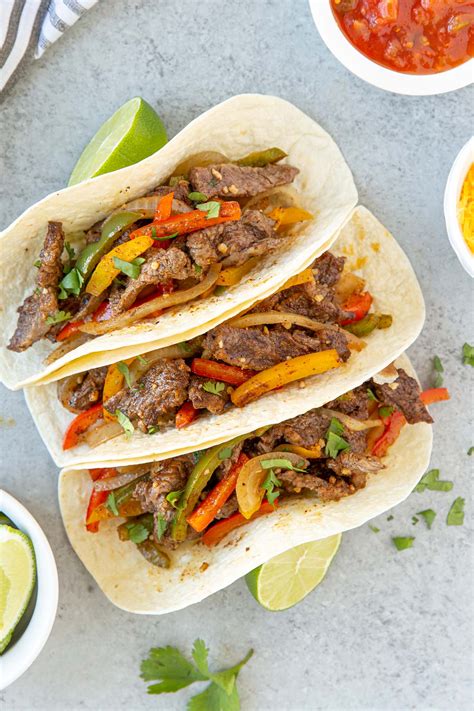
[[1, 0, 99, 94]]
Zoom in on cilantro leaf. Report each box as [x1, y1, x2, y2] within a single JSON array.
[[468, 446, 474, 456], [45, 310, 71, 326], [411, 516, 419, 525], [191, 639, 210, 677], [147, 425, 159, 435], [367, 387, 378, 401], [151, 227, 179, 242], [196, 201, 221, 219], [115, 410, 134, 437], [369, 524, 380, 533], [166, 490, 183, 508], [392, 536, 414, 551], [416, 509, 436, 529], [34, 259, 41, 268], [137, 354, 148, 365], [155, 513, 168, 541], [106, 492, 119, 517], [446, 497, 465, 526], [218, 446, 233, 461], [432, 355, 444, 387], [65, 241, 76, 262], [202, 380, 226, 395], [462, 343, 474, 366], [415, 469, 453, 492], [178, 341, 194, 355], [260, 458, 306, 472], [141, 646, 206, 693], [325, 418, 350, 458], [194, 264, 203, 275], [126, 521, 152, 544], [117, 361, 133, 389], [113, 256, 146, 279], [262, 469, 281, 506], [387, 514, 394, 521], [59, 267, 84, 297], [379, 405, 394, 419], [188, 681, 240, 711], [188, 191, 208, 203]]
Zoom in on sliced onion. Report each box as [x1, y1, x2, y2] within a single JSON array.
[[94, 469, 148, 491], [243, 185, 300, 213], [229, 310, 365, 348], [172, 150, 230, 177], [128, 342, 201, 384], [318, 408, 382, 431], [84, 420, 124, 448], [79, 263, 221, 336], [45, 333, 91, 365], [117, 196, 192, 218]]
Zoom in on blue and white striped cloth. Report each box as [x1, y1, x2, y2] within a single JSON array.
[[1, 0, 98, 94]]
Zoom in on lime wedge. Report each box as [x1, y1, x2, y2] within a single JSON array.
[[245, 534, 341, 611], [0, 525, 36, 653], [68, 97, 167, 186]]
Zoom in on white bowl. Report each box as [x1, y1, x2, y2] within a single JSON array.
[[0, 490, 58, 690], [444, 137, 474, 278], [309, 1, 473, 95]]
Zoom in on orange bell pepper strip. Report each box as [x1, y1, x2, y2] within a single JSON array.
[[268, 206, 313, 228], [129, 201, 241, 240], [154, 192, 174, 221], [231, 349, 342, 408], [202, 499, 277, 547], [175, 401, 199, 429], [63, 402, 103, 451], [102, 357, 135, 421], [191, 358, 257, 386], [420, 388, 450, 405], [216, 257, 259, 286], [85, 233, 155, 297], [340, 291, 373, 326], [85, 468, 118, 532], [371, 410, 407, 458], [187, 453, 249, 533]]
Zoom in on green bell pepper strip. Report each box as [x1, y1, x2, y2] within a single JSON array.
[[171, 428, 269, 542], [344, 313, 392, 338], [75, 211, 143, 284], [235, 147, 287, 167]]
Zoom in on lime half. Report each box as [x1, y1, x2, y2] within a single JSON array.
[[246, 534, 341, 611], [68, 97, 167, 185], [0, 524, 36, 653]]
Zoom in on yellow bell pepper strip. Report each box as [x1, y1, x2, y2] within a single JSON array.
[[128, 200, 241, 240], [276, 443, 323, 458], [85, 233, 154, 297], [231, 349, 342, 408], [102, 357, 135, 422], [216, 257, 259, 286], [268, 206, 313, 228], [235, 147, 287, 167], [277, 267, 314, 293]]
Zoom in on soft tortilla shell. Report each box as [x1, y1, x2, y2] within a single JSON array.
[[0, 94, 357, 389], [58, 354, 432, 614]]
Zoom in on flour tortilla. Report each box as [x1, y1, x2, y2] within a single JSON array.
[[0, 94, 357, 390], [26, 206, 425, 469], [58, 354, 432, 615]]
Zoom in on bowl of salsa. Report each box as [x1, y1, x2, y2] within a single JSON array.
[[444, 137, 474, 277], [309, 1, 473, 94]]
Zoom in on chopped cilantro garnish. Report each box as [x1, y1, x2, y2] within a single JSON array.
[[45, 310, 71, 326], [147, 425, 159, 435], [115, 410, 134, 437], [415, 469, 453, 493], [202, 380, 226, 395], [462, 343, 474, 366], [194, 264, 203, 275], [34, 259, 41, 268], [196, 201, 221, 219], [65, 241, 76, 262], [218, 446, 233, 461], [137, 354, 148, 365], [369, 524, 380, 533], [411, 516, 419, 525], [155, 513, 168, 540], [113, 256, 145, 280], [379, 405, 394, 419], [446, 497, 465, 526], [150, 228, 179, 242], [367, 388, 378, 401], [468, 446, 474, 456], [325, 418, 349, 458], [261, 458, 306, 473], [214, 285, 228, 296], [126, 520, 152, 544], [166, 490, 183, 509], [432, 355, 444, 387], [392, 536, 414, 551], [58, 267, 84, 298], [117, 361, 133, 389], [262, 469, 281, 506], [417, 509, 436, 529], [178, 341, 193, 355], [387, 514, 394, 521], [106, 492, 119, 517], [188, 191, 208, 202]]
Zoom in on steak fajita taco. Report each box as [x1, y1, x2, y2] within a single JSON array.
[[0, 95, 357, 389], [27, 207, 428, 470], [58, 355, 442, 614]]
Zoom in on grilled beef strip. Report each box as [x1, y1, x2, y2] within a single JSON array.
[[134, 456, 192, 525], [189, 163, 299, 199], [278, 467, 367, 502], [313, 252, 346, 287], [104, 359, 190, 431], [151, 180, 191, 204], [58, 366, 107, 412], [372, 368, 433, 424], [8, 222, 65, 352], [187, 210, 279, 268], [188, 374, 230, 415], [325, 384, 370, 420]]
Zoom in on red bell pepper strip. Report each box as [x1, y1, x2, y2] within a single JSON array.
[[371, 410, 406, 458], [85, 467, 118, 532], [340, 291, 373, 326], [187, 453, 249, 533], [420, 388, 450, 405], [62, 402, 103, 450], [202, 499, 277, 547], [154, 192, 174, 221], [175, 401, 199, 429], [132, 280, 174, 310], [190, 358, 257, 386], [129, 201, 241, 240], [56, 300, 110, 341]]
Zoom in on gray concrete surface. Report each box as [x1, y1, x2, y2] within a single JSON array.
[[0, 1, 472, 709]]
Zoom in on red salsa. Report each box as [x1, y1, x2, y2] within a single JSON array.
[[331, 1, 474, 74]]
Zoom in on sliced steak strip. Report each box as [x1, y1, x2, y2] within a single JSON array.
[[64, 367, 107, 412], [187, 210, 279, 268], [326, 384, 370, 420], [215, 494, 239, 519], [8, 222, 65, 352], [373, 368, 433, 424], [188, 374, 230, 415], [327, 451, 384, 477], [109, 247, 193, 315], [254, 278, 347, 324], [150, 180, 191, 204], [189, 163, 299, 199], [104, 359, 190, 430], [312, 252, 346, 287], [279, 467, 367, 502], [134, 456, 192, 524]]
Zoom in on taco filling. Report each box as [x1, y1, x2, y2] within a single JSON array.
[[8, 148, 312, 357], [82, 368, 441, 567], [56, 251, 395, 450]]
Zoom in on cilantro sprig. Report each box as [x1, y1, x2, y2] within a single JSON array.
[[325, 418, 350, 458], [113, 256, 146, 280], [45, 310, 71, 326], [196, 201, 221, 219], [202, 380, 226, 395], [261, 469, 281, 506], [140, 639, 253, 710]]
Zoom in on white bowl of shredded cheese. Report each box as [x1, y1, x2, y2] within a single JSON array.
[[444, 137, 474, 278]]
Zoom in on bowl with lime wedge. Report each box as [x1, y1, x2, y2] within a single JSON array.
[[0, 491, 58, 690]]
